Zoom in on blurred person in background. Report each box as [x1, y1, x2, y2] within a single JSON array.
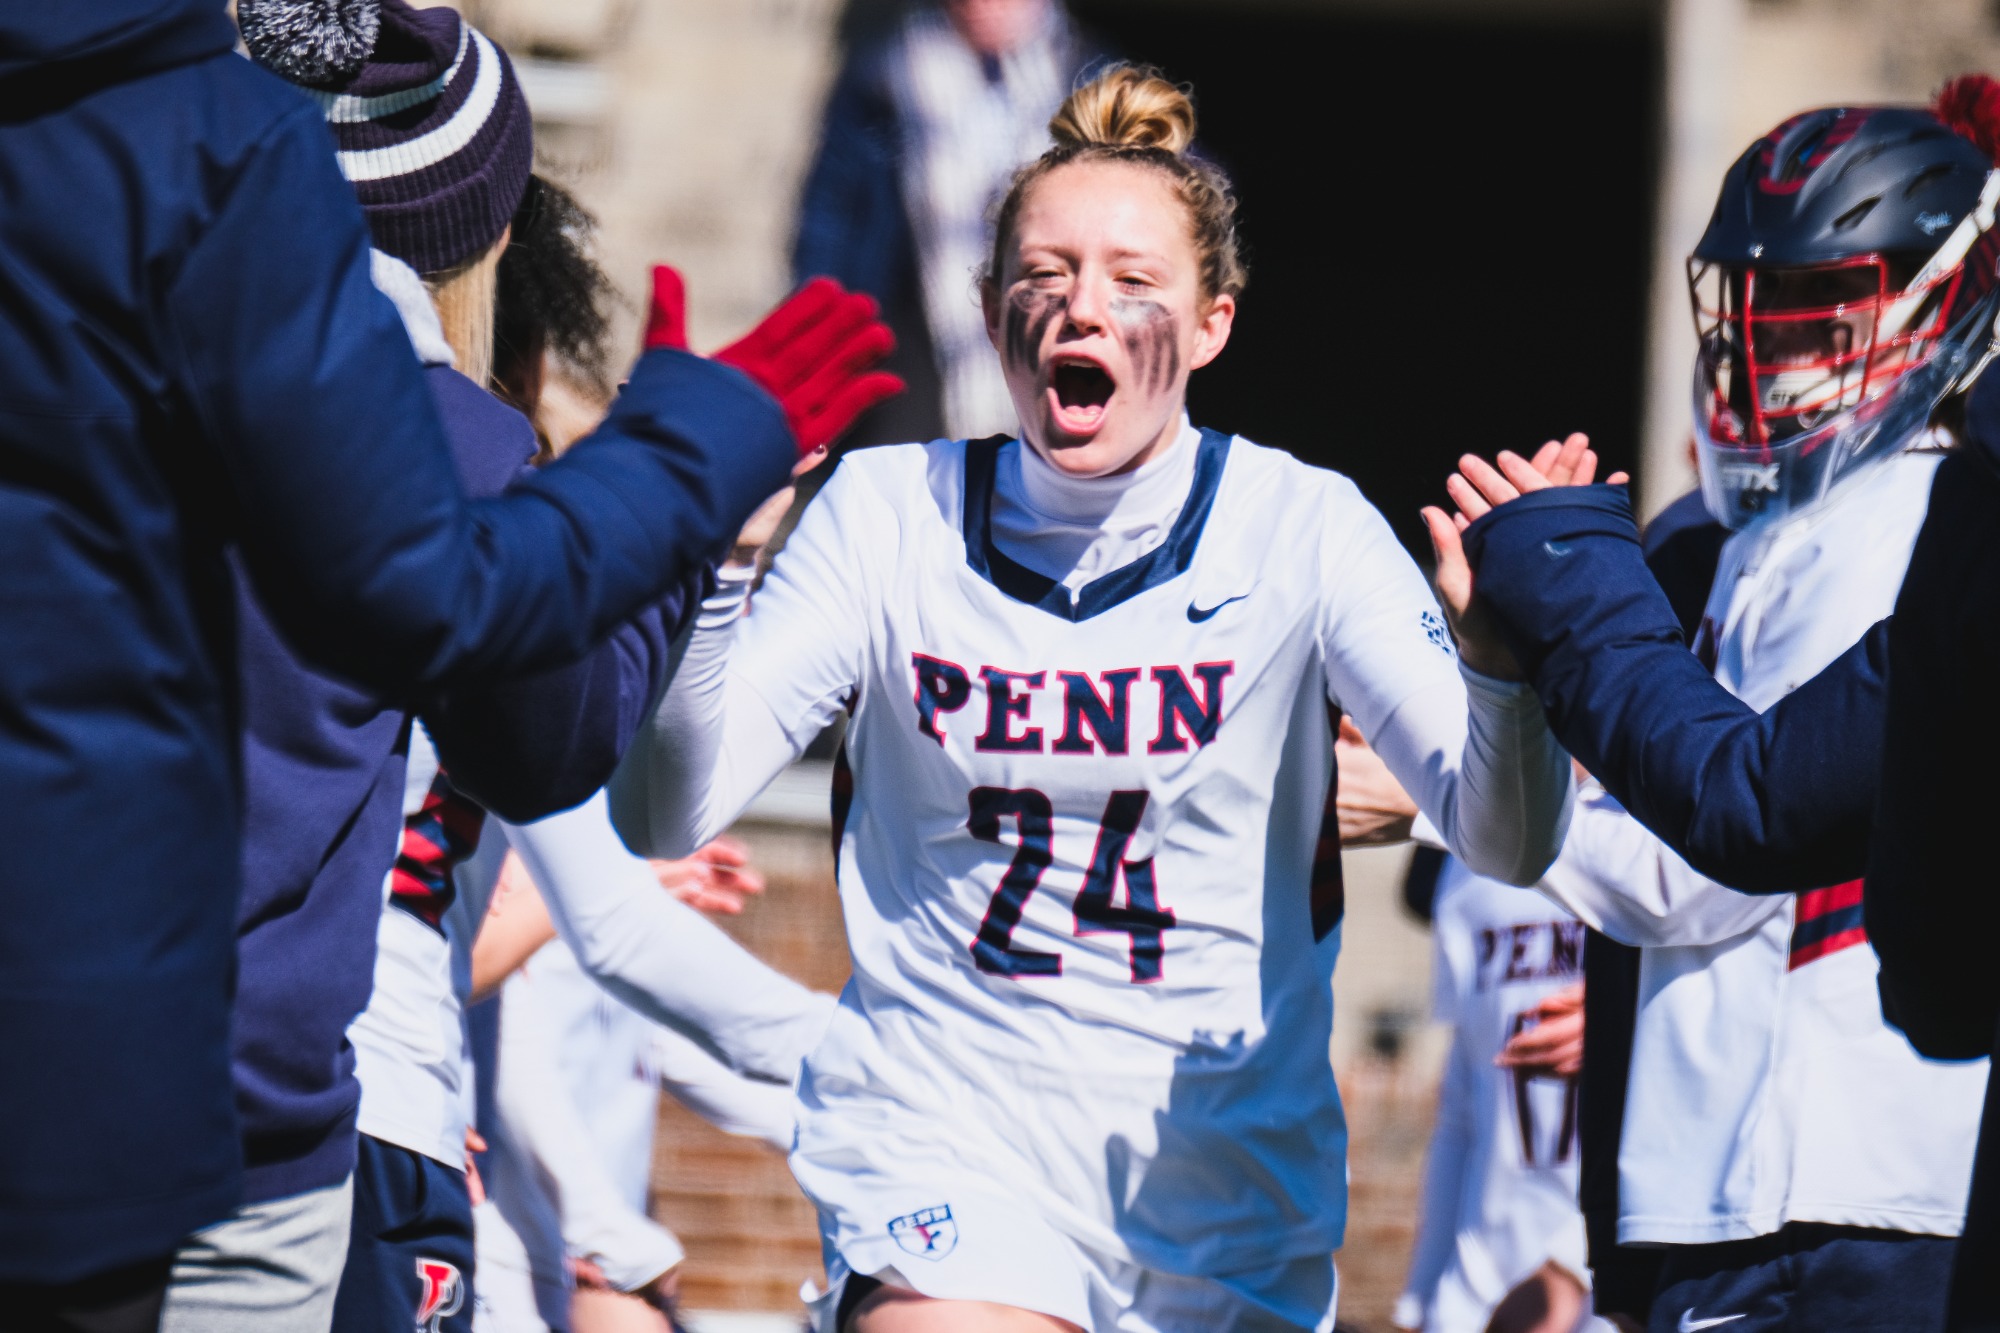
[[469, 855, 805, 1333], [794, 0, 1104, 445], [0, 1, 814, 1325], [1394, 854, 1607, 1333]]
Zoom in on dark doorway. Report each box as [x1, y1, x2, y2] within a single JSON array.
[[1068, 3, 1659, 555]]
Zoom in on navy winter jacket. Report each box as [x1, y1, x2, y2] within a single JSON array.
[[1461, 483, 1886, 894], [1879, 380, 2000, 1330], [1866, 389, 2000, 1063], [231, 365, 693, 1206], [0, 3, 791, 1280]]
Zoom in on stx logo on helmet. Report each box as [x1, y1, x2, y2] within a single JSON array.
[[414, 1258, 463, 1332], [1720, 463, 1781, 494]]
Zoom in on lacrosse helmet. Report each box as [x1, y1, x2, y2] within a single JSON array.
[[1689, 77, 2000, 528]]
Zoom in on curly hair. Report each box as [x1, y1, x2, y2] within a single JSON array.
[[494, 174, 614, 445]]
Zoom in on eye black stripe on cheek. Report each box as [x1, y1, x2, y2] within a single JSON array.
[[1110, 298, 1177, 393], [1005, 289, 1068, 371]]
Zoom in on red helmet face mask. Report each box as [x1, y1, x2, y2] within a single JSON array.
[[1689, 254, 1954, 449]]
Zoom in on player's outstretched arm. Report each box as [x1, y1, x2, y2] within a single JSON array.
[[1451, 462, 1882, 893], [1321, 484, 1573, 887], [488, 960, 688, 1295], [609, 450, 877, 859], [171, 117, 800, 689], [502, 794, 833, 1082]]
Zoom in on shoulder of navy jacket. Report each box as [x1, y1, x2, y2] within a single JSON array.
[[1462, 483, 1638, 571]]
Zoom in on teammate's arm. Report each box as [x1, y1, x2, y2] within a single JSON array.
[[165, 105, 797, 689], [1531, 787, 1789, 948], [608, 459, 875, 859], [490, 966, 687, 1296], [502, 794, 834, 1083], [1454, 480, 1881, 893], [1320, 487, 1573, 887]]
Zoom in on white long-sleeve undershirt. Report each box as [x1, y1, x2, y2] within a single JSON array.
[[499, 793, 834, 1085], [1530, 784, 1787, 949]]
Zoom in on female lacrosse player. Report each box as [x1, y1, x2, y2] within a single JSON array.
[[611, 65, 1573, 1333]]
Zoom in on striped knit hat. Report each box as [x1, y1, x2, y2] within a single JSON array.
[[241, 0, 533, 275]]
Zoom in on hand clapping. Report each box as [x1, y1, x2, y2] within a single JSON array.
[[1419, 433, 1628, 682]]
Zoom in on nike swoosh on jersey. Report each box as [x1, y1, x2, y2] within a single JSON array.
[[1187, 594, 1248, 622], [1679, 1311, 1747, 1332]]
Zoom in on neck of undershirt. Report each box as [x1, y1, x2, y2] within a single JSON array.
[[989, 417, 1202, 594]]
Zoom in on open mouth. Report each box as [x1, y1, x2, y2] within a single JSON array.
[[1049, 359, 1116, 433]]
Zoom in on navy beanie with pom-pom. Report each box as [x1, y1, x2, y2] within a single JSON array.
[[241, 0, 533, 275]]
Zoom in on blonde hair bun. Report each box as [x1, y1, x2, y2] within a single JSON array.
[[1049, 65, 1196, 156], [986, 64, 1246, 301]]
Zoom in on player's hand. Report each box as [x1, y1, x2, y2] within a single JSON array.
[[644, 266, 905, 460], [728, 485, 798, 569], [1495, 981, 1584, 1078], [568, 1256, 614, 1291], [1334, 718, 1418, 846], [1420, 510, 1521, 681], [1443, 432, 1629, 526], [1422, 434, 1627, 682], [464, 1128, 488, 1207], [643, 265, 692, 353], [636, 1265, 682, 1313], [1487, 1259, 1589, 1333], [652, 836, 766, 916]]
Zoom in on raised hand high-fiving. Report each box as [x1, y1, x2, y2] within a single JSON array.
[[1420, 433, 1628, 681], [643, 265, 905, 461]]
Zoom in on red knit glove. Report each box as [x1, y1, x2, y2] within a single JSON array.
[[643, 265, 690, 352], [643, 266, 904, 457]]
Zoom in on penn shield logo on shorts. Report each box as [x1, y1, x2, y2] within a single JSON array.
[[1420, 609, 1453, 655], [414, 1258, 463, 1332], [887, 1204, 957, 1260]]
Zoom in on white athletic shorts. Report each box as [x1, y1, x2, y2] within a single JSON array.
[[800, 1156, 1339, 1332]]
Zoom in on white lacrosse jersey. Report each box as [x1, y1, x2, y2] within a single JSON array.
[[1528, 448, 1987, 1245], [1398, 858, 1592, 1333], [617, 429, 1572, 1283]]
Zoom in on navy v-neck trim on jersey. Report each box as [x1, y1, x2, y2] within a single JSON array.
[[961, 428, 1231, 623]]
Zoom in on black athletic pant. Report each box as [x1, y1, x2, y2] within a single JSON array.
[[0, 1255, 172, 1333]]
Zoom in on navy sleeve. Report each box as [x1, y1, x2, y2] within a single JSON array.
[[1640, 488, 1731, 642], [420, 574, 700, 823], [164, 104, 794, 692], [404, 370, 693, 822], [1463, 484, 1883, 892], [1867, 451, 2000, 1059]]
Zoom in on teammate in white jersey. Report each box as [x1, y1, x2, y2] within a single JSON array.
[[1397, 858, 1608, 1333], [1419, 96, 2000, 1331], [608, 66, 1574, 1333]]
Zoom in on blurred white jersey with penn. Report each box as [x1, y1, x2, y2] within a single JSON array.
[[1397, 859, 1605, 1333]]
